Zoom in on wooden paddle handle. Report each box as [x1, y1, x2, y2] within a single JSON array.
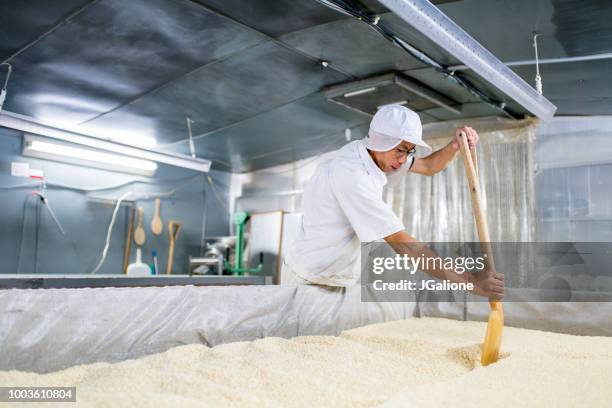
[[137, 206, 143, 228], [166, 221, 182, 275], [122, 206, 135, 274], [458, 132, 500, 308], [155, 198, 160, 214], [166, 242, 175, 275]]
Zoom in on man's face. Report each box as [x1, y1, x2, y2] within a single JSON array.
[[370, 141, 416, 173]]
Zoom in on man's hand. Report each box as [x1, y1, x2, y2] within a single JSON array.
[[451, 125, 479, 151], [468, 269, 504, 299]]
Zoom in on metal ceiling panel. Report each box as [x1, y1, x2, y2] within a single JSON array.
[[190, 93, 371, 171], [0, 0, 90, 60], [401, 68, 481, 104], [278, 17, 427, 78], [4, 0, 265, 127], [236, 113, 440, 172], [510, 59, 612, 102], [193, 0, 349, 37], [2, 0, 611, 174], [551, 0, 612, 56], [83, 42, 349, 146], [242, 125, 369, 172], [508, 59, 612, 115], [433, 0, 566, 63], [210, 115, 441, 173]]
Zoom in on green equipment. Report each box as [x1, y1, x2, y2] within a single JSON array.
[[224, 211, 263, 276]]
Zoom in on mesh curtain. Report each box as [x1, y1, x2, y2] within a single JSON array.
[[387, 118, 538, 243]]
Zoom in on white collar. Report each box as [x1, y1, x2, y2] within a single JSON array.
[[357, 140, 387, 186]]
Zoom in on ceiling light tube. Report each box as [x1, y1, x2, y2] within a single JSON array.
[[343, 87, 377, 98], [1, 110, 211, 173], [23, 135, 158, 176], [378, 0, 557, 121]]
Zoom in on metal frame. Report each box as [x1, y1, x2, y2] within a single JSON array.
[[448, 52, 612, 70]]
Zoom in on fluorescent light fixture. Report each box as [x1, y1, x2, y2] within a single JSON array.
[[378, 0, 557, 121], [343, 87, 377, 98], [0, 110, 211, 173], [23, 135, 158, 176]]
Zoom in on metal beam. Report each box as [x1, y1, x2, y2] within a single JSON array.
[[448, 52, 612, 71]]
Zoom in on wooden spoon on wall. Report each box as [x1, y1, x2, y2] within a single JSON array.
[[134, 206, 146, 246], [151, 198, 163, 236]]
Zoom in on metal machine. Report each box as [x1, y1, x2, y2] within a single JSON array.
[[188, 212, 263, 276], [224, 212, 263, 276]]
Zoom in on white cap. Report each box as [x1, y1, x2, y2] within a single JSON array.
[[364, 104, 431, 152]]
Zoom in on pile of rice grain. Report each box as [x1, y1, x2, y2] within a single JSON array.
[[2, 317, 611, 407]]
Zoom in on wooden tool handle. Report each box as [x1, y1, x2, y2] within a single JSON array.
[[137, 206, 144, 227], [166, 221, 182, 275], [458, 132, 499, 307], [471, 145, 479, 179], [154, 198, 160, 217], [166, 243, 175, 275], [122, 207, 135, 274]]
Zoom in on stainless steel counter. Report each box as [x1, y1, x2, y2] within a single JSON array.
[[0, 274, 266, 289]]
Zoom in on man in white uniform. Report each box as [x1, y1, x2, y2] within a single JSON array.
[[283, 104, 503, 298]]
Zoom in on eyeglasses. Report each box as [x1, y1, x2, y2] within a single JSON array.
[[394, 146, 416, 159]]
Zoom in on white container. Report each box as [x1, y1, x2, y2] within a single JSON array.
[[127, 248, 150, 277]]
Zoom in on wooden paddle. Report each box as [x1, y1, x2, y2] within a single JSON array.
[[122, 206, 135, 274], [166, 220, 181, 275], [151, 198, 163, 236], [458, 131, 504, 366], [134, 206, 145, 246]]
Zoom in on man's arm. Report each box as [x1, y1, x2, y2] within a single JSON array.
[[384, 230, 504, 298], [410, 125, 479, 176]]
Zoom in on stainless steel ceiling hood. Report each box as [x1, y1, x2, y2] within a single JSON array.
[[325, 72, 460, 116]]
